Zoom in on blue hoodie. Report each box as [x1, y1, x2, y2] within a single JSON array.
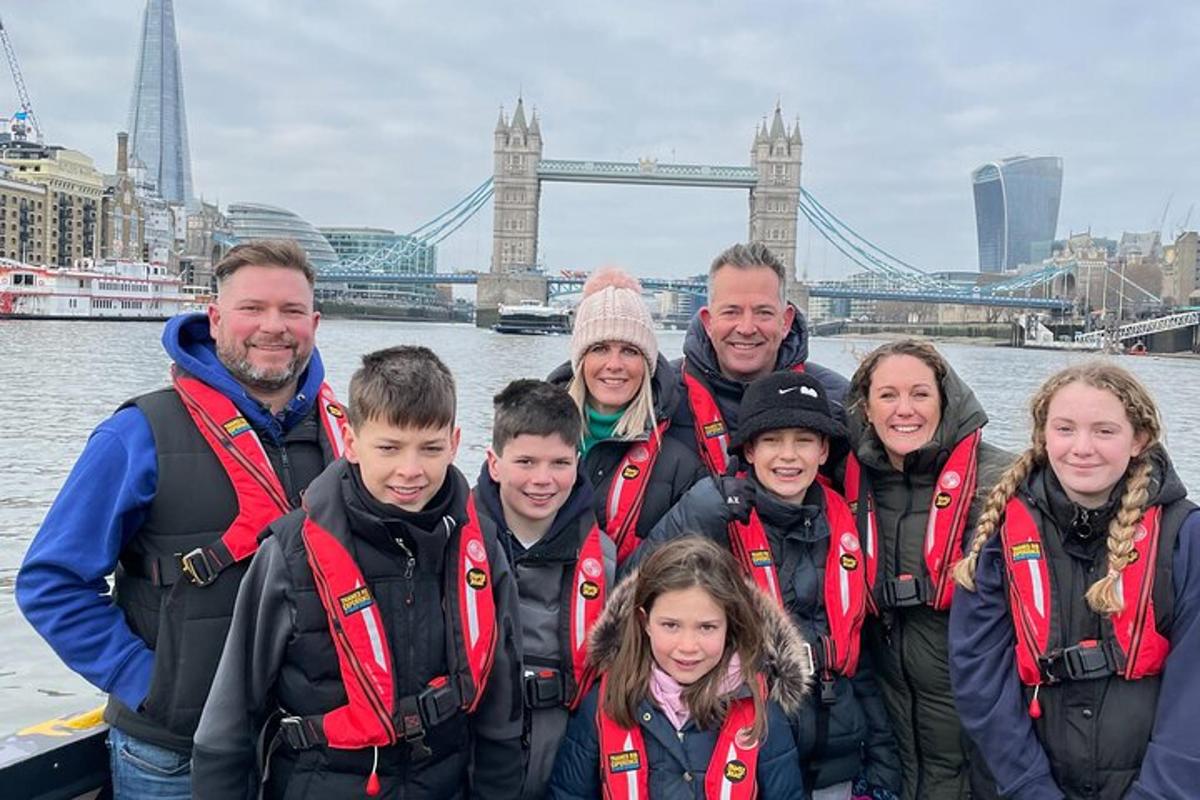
[[15, 313, 328, 710]]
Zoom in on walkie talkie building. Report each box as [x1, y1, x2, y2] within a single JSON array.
[[972, 156, 1063, 273], [126, 0, 193, 205]]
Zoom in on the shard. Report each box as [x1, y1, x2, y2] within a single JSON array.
[[126, 0, 193, 205]]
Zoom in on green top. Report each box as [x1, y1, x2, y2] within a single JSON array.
[[581, 404, 625, 457]]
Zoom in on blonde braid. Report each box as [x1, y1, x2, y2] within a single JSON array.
[[1084, 457, 1154, 614], [953, 450, 1038, 591]]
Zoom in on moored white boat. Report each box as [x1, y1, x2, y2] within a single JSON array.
[[0, 258, 186, 320], [493, 299, 572, 335]]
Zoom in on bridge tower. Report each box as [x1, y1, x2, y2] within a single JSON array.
[[491, 97, 542, 273], [749, 105, 803, 291]]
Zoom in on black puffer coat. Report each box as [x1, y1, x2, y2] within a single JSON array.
[[845, 361, 1013, 800], [191, 462, 525, 799], [546, 566, 813, 800], [548, 355, 706, 548]]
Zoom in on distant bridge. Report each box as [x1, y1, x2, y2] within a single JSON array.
[[315, 270, 1072, 310], [1074, 310, 1200, 346]]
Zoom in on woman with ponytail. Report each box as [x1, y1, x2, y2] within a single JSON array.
[[844, 340, 1012, 800], [949, 362, 1200, 799], [548, 268, 705, 566]]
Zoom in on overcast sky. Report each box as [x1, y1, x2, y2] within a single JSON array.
[[5, 1, 1198, 281]]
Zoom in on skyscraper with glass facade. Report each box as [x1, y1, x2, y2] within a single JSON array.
[[127, 0, 193, 206], [972, 156, 1063, 273]]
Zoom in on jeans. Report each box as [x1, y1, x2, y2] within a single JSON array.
[[107, 726, 191, 799]]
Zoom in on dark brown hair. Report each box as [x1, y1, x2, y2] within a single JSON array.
[[491, 379, 581, 453], [602, 537, 768, 743], [348, 346, 456, 430], [214, 239, 315, 287], [847, 338, 949, 417]]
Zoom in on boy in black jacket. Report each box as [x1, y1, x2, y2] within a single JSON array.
[[473, 380, 616, 800], [193, 346, 524, 799]]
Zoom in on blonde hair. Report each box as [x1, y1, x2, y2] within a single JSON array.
[[953, 361, 1162, 615], [568, 364, 657, 442], [602, 537, 768, 743]]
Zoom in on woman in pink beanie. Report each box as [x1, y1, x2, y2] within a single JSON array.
[[547, 267, 705, 566]]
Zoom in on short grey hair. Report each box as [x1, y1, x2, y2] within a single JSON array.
[[707, 242, 786, 303]]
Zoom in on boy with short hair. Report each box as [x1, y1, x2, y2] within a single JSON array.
[[638, 370, 902, 799], [473, 379, 616, 800], [192, 346, 524, 800]]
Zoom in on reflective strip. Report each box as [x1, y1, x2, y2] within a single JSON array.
[[574, 570, 587, 650], [1028, 559, 1045, 619], [360, 586, 388, 671], [607, 470, 626, 523], [465, 555, 480, 645], [719, 742, 737, 800], [624, 732, 639, 800]]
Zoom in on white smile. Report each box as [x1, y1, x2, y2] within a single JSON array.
[[772, 467, 804, 479], [891, 424, 922, 433]]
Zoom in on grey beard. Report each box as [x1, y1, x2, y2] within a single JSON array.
[[218, 344, 309, 394]]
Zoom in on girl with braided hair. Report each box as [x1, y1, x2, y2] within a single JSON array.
[[948, 362, 1200, 800]]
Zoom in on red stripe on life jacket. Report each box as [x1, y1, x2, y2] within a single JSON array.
[[604, 421, 668, 565], [1001, 498, 1169, 688], [316, 383, 350, 459], [727, 484, 867, 677], [459, 495, 499, 712], [300, 517, 397, 748], [597, 676, 764, 800], [172, 372, 291, 562], [845, 430, 980, 611], [682, 360, 805, 478], [568, 526, 608, 709]]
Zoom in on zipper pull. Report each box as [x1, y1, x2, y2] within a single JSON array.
[[1028, 684, 1042, 719], [404, 556, 415, 606], [365, 746, 380, 796]]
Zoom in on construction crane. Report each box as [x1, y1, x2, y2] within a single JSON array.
[[0, 14, 42, 143]]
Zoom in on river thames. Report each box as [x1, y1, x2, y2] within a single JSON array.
[[1, 317, 1197, 732]]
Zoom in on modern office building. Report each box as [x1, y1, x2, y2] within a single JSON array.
[[227, 202, 339, 271], [319, 226, 437, 275], [127, 0, 193, 205], [972, 156, 1063, 273]]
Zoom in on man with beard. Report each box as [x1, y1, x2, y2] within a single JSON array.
[[674, 242, 850, 477], [17, 240, 348, 799]]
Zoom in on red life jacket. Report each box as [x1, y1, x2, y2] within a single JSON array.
[[565, 524, 609, 709], [295, 493, 499, 751], [843, 429, 981, 611], [171, 369, 348, 585], [596, 676, 764, 800], [682, 360, 806, 477], [603, 420, 668, 565], [1001, 497, 1170, 696], [727, 484, 867, 678]]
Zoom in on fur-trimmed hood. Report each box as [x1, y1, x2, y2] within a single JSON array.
[[587, 569, 814, 715]]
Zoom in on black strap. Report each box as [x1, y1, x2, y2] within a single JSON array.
[[120, 541, 238, 588]]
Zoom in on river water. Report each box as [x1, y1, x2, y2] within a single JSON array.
[[1, 318, 1197, 733]]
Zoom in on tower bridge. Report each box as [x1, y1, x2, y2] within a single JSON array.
[[315, 97, 1091, 321]]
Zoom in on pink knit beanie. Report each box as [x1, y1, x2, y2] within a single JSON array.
[[570, 268, 658, 375]]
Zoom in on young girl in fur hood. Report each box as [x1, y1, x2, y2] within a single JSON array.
[[546, 536, 812, 799]]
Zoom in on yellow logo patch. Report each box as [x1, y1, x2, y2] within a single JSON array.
[[621, 464, 640, 480], [1010, 542, 1042, 562], [702, 421, 726, 438], [580, 580, 600, 600], [934, 491, 953, 509], [326, 402, 345, 418], [223, 416, 250, 437], [840, 553, 859, 570], [608, 750, 641, 774], [750, 549, 773, 567], [467, 568, 489, 590], [338, 587, 374, 616]]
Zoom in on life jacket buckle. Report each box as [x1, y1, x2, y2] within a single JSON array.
[[796, 642, 816, 677], [881, 574, 927, 609], [179, 547, 219, 587], [523, 668, 565, 710], [1039, 639, 1121, 683], [416, 676, 461, 729], [278, 716, 315, 750]]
